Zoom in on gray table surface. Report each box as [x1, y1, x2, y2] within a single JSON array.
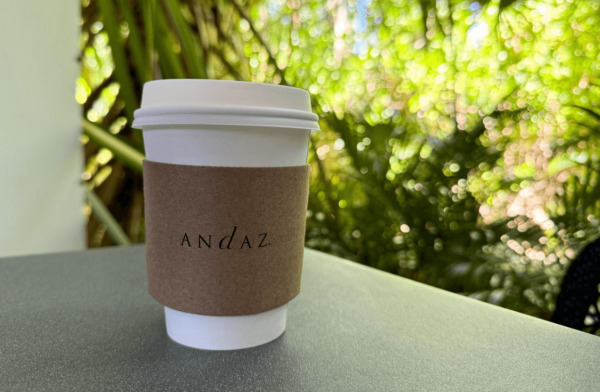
[[1, 246, 599, 391]]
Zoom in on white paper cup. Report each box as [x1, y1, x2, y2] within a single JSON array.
[[133, 80, 319, 350]]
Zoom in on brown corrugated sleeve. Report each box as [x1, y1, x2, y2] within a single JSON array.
[[143, 160, 310, 316]]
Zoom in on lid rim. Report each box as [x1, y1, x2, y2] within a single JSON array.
[[132, 112, 320, 131], [134, 105, 318, 122]]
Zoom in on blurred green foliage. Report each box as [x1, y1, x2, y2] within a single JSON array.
[[79, 0, 600, 329]]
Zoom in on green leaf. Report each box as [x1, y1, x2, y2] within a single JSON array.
[[116, 0, 151, 84], [142, 0, 156, 77], [83, 119, 145, 174], [162, 0, 206, 79], [547, 155, 578, 176], [154, 6, 186, 78], [96, 0, 139, 121], [513, 162, 536, 178], [85, 187, 132, 246]]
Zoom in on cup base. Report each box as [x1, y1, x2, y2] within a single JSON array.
[[164, 304, 287, 350]]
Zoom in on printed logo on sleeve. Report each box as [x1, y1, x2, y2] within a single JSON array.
[[179, 226, 271, 250]]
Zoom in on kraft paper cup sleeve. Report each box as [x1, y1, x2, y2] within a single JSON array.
[[143, 160, 310, 316]]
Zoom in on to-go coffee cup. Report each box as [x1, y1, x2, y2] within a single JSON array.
[[133, 80, 319, 350]]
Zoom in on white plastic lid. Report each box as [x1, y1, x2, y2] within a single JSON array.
[[132, 79, 320, 131]]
